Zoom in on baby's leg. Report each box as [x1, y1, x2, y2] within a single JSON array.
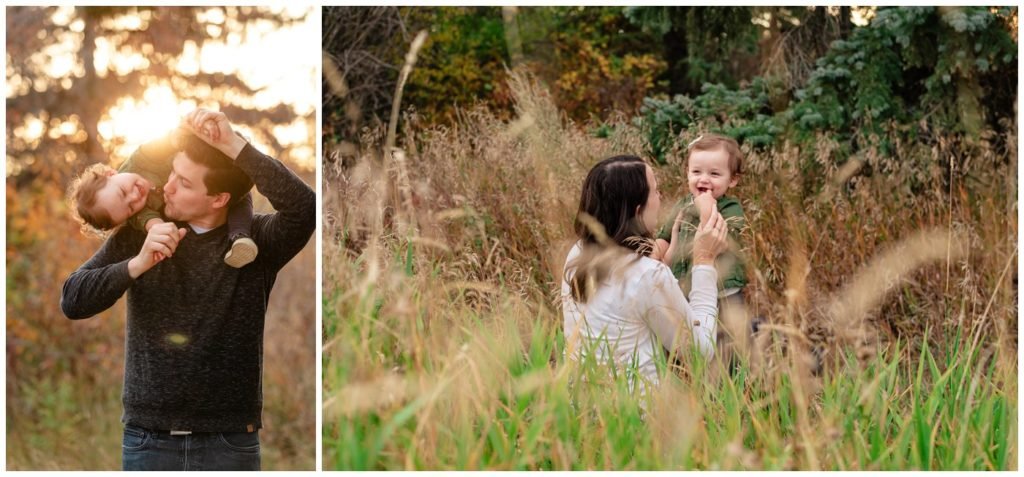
[[716, 290, 750, 375], [226, 193, 254, 240], [224, 193, 257, 268]]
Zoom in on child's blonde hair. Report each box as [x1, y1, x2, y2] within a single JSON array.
[[68, 164, 117, 232], [688, 133, 743, 176]]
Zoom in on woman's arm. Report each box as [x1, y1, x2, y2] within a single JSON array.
[[643, 264, 718, 358], [685, 264, 719, 355]]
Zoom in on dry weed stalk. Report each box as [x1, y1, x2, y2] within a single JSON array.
[[323, 52, 348, 98], [386, 30, 428, 151], [826, 228, 969, 344]]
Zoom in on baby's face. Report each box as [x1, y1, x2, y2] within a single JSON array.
[[94, 172, 152, 226], [687, 147, 738, 199]]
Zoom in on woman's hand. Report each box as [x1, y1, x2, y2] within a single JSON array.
[[692, 209, 728, 265]]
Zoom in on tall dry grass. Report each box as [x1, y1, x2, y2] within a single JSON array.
[[322, 70, 1016, 470]]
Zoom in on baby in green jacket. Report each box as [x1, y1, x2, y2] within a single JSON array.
[[652, 133, 748, 303]]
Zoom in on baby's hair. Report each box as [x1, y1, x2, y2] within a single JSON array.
[[687, 133, 743, 176], [68, 163, 117, 232]]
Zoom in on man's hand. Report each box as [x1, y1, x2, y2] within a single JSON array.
[[144, 218, 169, 263], [127, 222, 188, 278], [181, 108, 248, 160], [694, 192, 716, 226]]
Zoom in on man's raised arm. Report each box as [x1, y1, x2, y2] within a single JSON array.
[[183, 109, 315, 270]]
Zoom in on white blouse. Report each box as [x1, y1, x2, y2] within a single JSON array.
[[561, 242, 719, 387]]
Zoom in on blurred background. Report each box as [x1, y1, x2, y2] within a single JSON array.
[[6, 6, 317, 470]]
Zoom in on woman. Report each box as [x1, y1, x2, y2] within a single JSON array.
[[561, 155, 729, 389]]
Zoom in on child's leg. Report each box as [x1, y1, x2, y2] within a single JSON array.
[[716, 290, 749, 375], [224, 193, 258, 268], [227, 192, 254, 241]]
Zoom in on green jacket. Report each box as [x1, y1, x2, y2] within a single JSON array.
[[118, 135, 177, 232], [657, 195, 748, 295]]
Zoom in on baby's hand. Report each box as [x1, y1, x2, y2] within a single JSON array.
[[694, 193, 715, 225], [652, 239, 670, 261]]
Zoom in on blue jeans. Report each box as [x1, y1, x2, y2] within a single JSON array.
[[122, 424, 260, 471]]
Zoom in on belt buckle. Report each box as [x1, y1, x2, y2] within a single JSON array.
[[169, 430, 192, 436]]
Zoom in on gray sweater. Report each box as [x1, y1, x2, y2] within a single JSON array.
[[60, 143, 315, 432]]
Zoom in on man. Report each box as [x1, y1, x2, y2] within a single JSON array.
[[61, 109, 315, 471]]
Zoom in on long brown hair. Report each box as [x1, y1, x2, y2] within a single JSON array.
[[567, 155, 654, 302]]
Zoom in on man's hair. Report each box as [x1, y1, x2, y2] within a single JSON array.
[[68, 163, 117, 231], [688, 133, 743, 176], [173, 129, 253, 206]]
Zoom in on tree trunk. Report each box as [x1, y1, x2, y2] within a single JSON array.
[[839, 6, 853, 39], [78, 7, 102, 165], [663, 14, 690, 96], [501, 6, 523, 68]]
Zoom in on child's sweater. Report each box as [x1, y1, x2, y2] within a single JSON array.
[[118, 135, 177, 232], [657, 195, 748, 296]]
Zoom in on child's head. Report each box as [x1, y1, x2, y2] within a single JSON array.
[[686, 133, 742, 199], [69, 164, 153, 231]]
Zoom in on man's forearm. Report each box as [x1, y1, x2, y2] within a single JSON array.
[[61, 259, 134, 319], [61, 229, 140, 319], [234, 143, 315, 225]]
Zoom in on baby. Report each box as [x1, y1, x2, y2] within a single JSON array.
[[68, 128, 258, 268], [652, 133, 748, 306]]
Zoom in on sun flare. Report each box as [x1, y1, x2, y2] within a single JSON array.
[[97, 85, 197, 161]]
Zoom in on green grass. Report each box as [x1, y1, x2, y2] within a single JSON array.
[[322, 255, 1016, 470]]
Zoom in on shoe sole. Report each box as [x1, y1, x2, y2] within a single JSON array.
[[225, 242, 258, 268]]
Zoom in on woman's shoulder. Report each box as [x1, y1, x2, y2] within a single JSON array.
[[564, 241, 583, 264], [564, 241, 670, 280], [634, 254, 676, 282]]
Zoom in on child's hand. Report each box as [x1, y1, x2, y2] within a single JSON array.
[[694, 193, 715, 225], [652, 239, 669, 261], [180, 108, 247, 159]]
